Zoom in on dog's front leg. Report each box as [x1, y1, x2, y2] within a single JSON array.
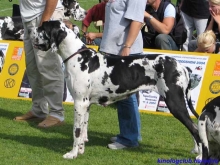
[[81, 107, 90, 143], [78, 107, 90, 155], [63, 101, 89, 159]]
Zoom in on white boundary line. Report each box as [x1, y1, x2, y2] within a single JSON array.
[[0, 8, 12, 12]]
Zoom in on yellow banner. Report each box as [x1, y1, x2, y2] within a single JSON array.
[[0, 40, 219, 115], [0, 41, 26, 98]]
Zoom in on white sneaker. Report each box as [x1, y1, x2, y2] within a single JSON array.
[[110, 136, 117, 143], [108, 142, 127, 150]]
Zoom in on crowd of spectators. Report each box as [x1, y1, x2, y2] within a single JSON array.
[[82, 0, 220, 54]]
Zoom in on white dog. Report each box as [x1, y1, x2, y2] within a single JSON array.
[[62, 0, 86, 21], [0, 50, 5, 73], [198, 96, 220, 165], [31, 20, 201, 159]]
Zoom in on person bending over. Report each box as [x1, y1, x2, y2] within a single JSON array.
[[142, 0, 178, 50]]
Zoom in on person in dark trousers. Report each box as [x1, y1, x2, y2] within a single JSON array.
[[142, 0, 178, 50], [180, 0, 210, 51]]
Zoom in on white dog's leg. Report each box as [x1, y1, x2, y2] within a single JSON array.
[[78, 107, 90, 155], [196, 116, 209, 160], [82, 108, 90, 143], [191, 136, 199, 154], [63, 101, 89, 159], [191, 136, 202, 161], [189, 122, 201, 155]]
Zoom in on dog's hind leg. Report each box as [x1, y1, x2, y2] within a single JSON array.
[[186, 88, 201, 155], [191, 136, 201, 154], [63, 101, 89, 159], [164, 85, 201, 156]]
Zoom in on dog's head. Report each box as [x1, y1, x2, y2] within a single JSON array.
[[31, 21, 68, 52], [1, 17, 15, 40], [0, 16, 24, 40], [3, 17, 14, 30], [62, 0, 86, 21]]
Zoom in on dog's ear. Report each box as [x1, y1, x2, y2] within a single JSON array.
[[50, 25, 67, 52]]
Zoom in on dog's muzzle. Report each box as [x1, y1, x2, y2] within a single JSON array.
[[30, 28, 50, 51]]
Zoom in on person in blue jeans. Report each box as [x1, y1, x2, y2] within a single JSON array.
[[99, 0, 146, 149]]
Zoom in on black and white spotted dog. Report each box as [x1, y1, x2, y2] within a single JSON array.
[[0, 50, 5, 73], [198, 96, 220, 165], [0, 16, 81, 41], [62, 0, 86, 21], [0, 16, 24, 40], [0, 1, 84, 41], [30, 20, 201, 159]]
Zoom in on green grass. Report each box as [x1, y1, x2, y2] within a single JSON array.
[[0, 97, 199, 165]]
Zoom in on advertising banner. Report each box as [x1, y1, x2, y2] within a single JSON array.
[[0, 41, 219, 116], [0, 41, 26, 99], [139, 50, 209, 116]]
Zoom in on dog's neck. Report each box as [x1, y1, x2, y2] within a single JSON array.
[[58, 28, 86, 61]]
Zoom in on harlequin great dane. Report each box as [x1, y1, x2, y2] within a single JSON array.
[[0, 50, 5, 73], [0, 16, 80, 41], [0, 1, 83, 41], [0, 16, 24, 41], [62, 0, 86, 21], [30, 20, 201, 159], [198, 96, 220, 165]]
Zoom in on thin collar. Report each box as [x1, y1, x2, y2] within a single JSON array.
[[63, 48, 91, 63]]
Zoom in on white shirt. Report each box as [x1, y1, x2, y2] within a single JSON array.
[[19, 0, 63, 22]]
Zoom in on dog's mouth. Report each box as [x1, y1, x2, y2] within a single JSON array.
[[31, 31, 50, 51], [34, 43, 50, 51]]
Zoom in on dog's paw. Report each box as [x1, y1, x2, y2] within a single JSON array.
[[191, 148, 199, 154], [78, 143, 85, 155], [195, 154, 202, 161], [78, 147, 85, 155], [63, 151, 77, 159]]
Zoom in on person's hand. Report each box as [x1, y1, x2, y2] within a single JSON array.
[[210, 9, 220, 25], [211, 7, 220, 15], [120, 47, 130, 56], [86, 32, 97, 40], [85, 32, 97, 45]]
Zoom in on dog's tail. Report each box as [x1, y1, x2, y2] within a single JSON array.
[[186, 90, 199, 119], [185, 67, 199, 119]]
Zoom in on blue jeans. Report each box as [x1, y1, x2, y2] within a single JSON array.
[[155, 34, 178, 50], [116, 94, 141, 147]]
